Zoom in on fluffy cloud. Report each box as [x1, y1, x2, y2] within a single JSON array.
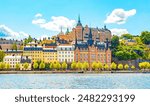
[[32, 19, 46, 24], [105, 9, 136, 24], [110, 28, 129, 36], [35, 13, 43, 18], [0, 24, 29, 40], [32, 14, 76, 32]]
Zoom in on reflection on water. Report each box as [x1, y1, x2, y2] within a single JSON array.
[[0, 74, 150, 89]]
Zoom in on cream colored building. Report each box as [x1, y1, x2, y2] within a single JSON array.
[[3, 55, 21, 69], [57, 44, 75, 63]]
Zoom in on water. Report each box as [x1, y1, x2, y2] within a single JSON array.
[[0, 74, 150, 89]]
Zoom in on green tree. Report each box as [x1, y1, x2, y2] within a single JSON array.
[[110, 62, 117, 70], [62, 62, 67, 70], [115, 51, 131, 60], [23, 62, 29, 70], [33, 62, 38, 70], [39, 62, 45, 70], [97, 62, 103, 71], [82, 62, 89, 71], [111, 35, 119, 49], [104, 64, 109, 71], [0, 50, 5, 62], [5, 63, 10, 70], [92, 62, 98, 71], [124, 64, 129, 70], [121, 34, 133, 39], [0, 62, 5, 70], [140, 31, 150, 45], [118, 64, 123, 70], [139, 62, 149, 70], [56, 62, 61, 70], [131, 65, 135, 70], [76, 62, 82, 70], [71, 62, 76, 70], [28, 35, 33, 43], [15, 63, 20, 70], [12, 43, 17, 50], [49, 62, 54, 70]]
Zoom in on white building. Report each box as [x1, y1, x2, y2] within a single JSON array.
[[57, 44, 75, 63], [3, 55, 21, 69]]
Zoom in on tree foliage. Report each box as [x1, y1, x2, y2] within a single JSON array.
[[140, 31, 150, 45], [33, 62, 38, 70], [62, 62, 67, 70], [118, 64, 123, 70], [0, 50, 5, 62]]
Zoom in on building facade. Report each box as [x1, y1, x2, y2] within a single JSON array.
[[43, 43, 57, 63], [74, 28, 111, 69], [57, 44, 75, 63], [20, 56, 32, 70], [23, 45, 43, 62], [0, 39, 23, 50], [4, 50, 23, 56], [57, 16, 112, 43], [3, 55, 21, 69]]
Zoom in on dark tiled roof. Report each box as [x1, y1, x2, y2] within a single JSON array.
[[20, 57, 32, 63], [24, 47, 43, 51], [43, 50, 57, 52]]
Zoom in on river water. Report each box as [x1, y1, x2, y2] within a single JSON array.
[[0, 74, 150, 89]]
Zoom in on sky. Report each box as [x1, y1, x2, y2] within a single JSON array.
[[0, 0, 150, 40]]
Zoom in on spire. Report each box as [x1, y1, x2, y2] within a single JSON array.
[[65, 28, 69, 35], [76, 14, 82, 26], [59, 26, 64, 35], [78, 14, 81, 23], [104, 25, 107, 30], [89, 28, 92, 40]]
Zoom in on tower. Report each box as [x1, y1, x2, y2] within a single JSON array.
[[76, 15, 83, 41], [87, 28, 94, 46]]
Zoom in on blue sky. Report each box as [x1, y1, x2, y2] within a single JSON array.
[[0, 0, 150, 39]]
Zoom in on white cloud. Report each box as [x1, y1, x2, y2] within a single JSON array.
[[110, 28, 129, 36], [32, 14, 76, 32], [32, 19, 46, 24], [35, 13, 42, 18], [0, 24, 29, 40], [104, 9, 136, 24]]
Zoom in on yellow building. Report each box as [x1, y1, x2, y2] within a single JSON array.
[[23, 45, 43, 62], [4, 50, 23, 56], [43, 43, 57, 63]]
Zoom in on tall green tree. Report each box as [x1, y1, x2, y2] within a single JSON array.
[[121, 34, 133, 39], [110, 62, 117, 70], [0, 62, 5, 70], [97, 62, 103, 71], [49, 62, 54, 70], [118, 64, 123, 70], [12, 43, 17, 50], [104, 64, 109, 71], [33, 62, 39, 70], [5, 63, 10, 70], [92, 62, 98, 71], [15, 63, 20, 70], [111, 35, 119, 49], [82, 62, 89, 71], [140, 31, 150, 45], [124, 64, 129, 70], [23, 63, 29, 70], [62, 62, 67, 70], [39, 62, 45, 70], [0, 50, 5, 62], [71, 61, 76, 70], [28, 35, 33, 43], [76, 62, 82, 70]]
